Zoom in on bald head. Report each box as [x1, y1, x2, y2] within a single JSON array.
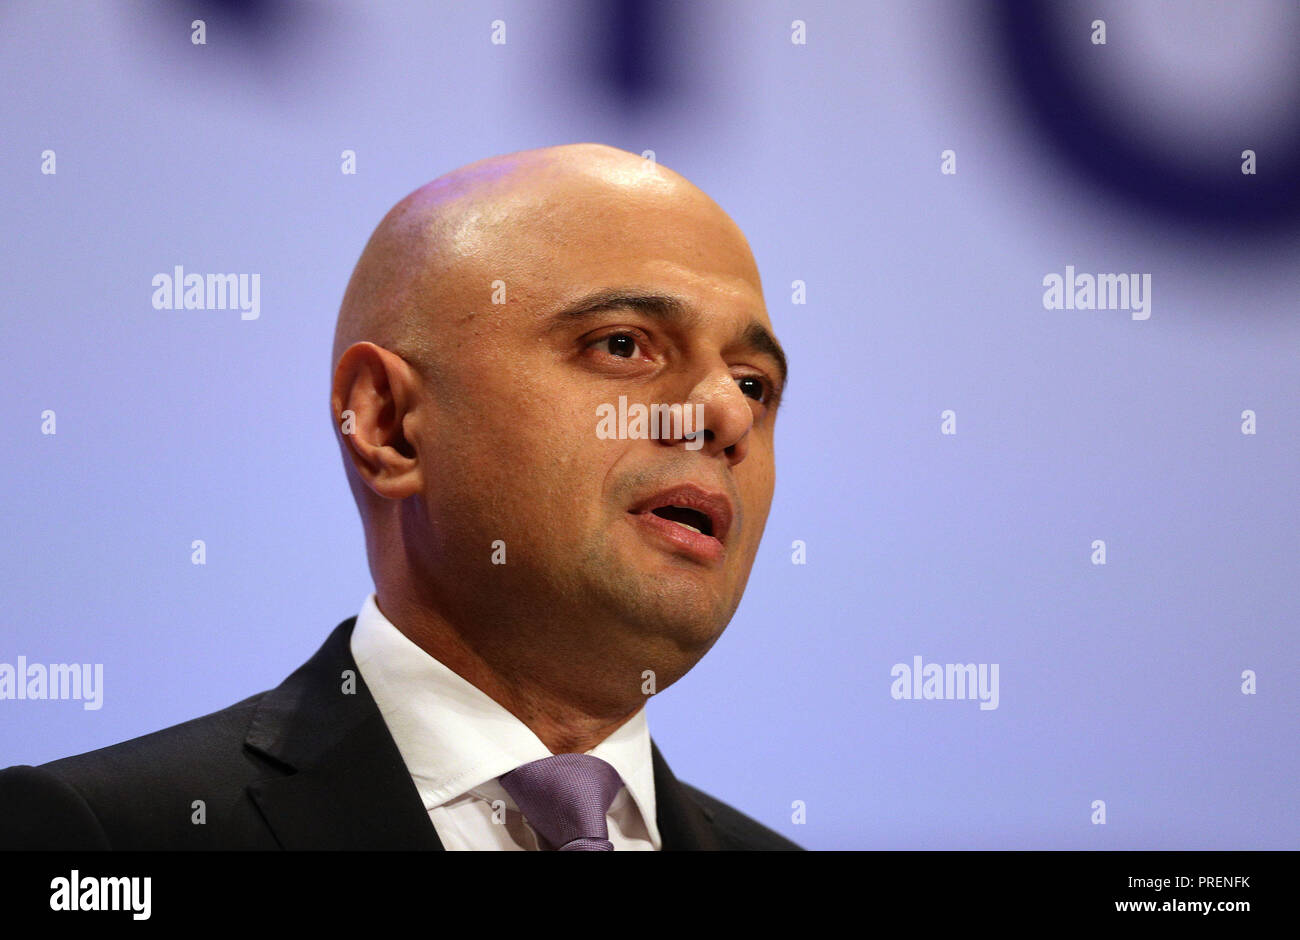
[[331, 143, 758, 382], [328, 142, 782, 741]]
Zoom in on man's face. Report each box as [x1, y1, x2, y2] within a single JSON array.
[[405, 166, 783, 667]]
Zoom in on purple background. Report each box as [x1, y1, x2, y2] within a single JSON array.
[[2, 0, 1297, 849]]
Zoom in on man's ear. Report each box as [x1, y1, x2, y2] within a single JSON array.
[[331, 342, 424, 501]]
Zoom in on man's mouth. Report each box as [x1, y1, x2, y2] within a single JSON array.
[[647, 505, 715, 537], [627, 484, 734, 563]]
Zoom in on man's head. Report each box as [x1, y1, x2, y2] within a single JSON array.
[[331, 143, 785, 717]]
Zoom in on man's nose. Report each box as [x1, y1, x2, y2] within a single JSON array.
[[659, 371, 753, 466]]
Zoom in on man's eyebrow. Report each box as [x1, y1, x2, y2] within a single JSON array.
[[551, 288, 698, 326], [551, 288, 788, 388]]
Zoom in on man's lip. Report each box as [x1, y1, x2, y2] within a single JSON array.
[[628, 484, 734, 545], [628, 511, 726, 564]]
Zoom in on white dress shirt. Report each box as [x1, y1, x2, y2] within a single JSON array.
[[348, 593, 661, 850]]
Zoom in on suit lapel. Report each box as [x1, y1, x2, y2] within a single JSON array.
[[244, 618, 445, 850], [651, 741, 722, 850], [242, 616, 721, 851]]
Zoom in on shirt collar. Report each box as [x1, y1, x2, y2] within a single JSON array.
[[348, 593, 660, 848]]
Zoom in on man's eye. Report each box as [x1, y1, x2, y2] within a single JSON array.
[[600, 333, 641, 358], [737, 375, 770, 403]]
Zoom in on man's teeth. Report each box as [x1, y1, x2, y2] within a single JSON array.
[[667, 519, 702, 534]]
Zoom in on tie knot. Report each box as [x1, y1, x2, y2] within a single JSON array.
[[498, 754, 624, 851]]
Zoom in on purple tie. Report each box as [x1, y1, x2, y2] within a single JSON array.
[[498, 754, 624, 851]]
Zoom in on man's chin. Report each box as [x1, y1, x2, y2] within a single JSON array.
[[599, 569, 736, 648], [572, 533, 744, 645]]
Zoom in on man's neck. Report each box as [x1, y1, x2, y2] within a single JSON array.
[[373, 592, 644, 754]]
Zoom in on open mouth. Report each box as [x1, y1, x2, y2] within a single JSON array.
[[627, 484, 733, 564], [648, 505, 714, 537]]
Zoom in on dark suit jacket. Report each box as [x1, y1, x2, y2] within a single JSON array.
[[0, 617, 801, 851]]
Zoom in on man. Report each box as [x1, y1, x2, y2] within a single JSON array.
[[0, 143, 797, 850]]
